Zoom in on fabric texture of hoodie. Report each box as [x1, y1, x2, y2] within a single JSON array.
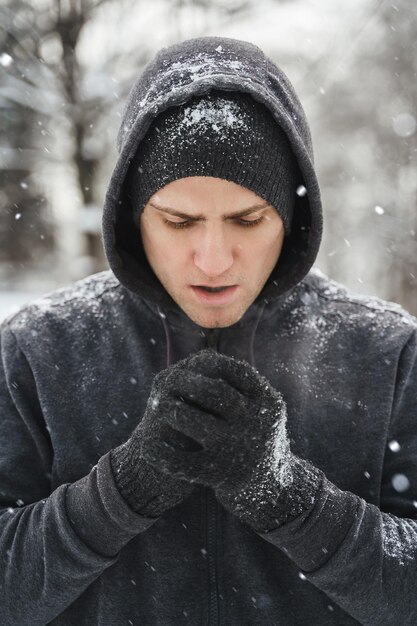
[[0, 36, 417, 626]]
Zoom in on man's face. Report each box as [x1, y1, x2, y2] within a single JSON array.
[[139, 176, 285, 329]]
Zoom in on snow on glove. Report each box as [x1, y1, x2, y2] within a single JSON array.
[[142, 349, 323, 532], [110, 360, 198, 517]]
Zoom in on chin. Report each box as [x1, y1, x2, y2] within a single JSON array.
[[168, 288, 251, 329], [186, 306, 246, 330]]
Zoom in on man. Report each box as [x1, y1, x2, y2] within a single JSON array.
[[0, 36, 416, 625]]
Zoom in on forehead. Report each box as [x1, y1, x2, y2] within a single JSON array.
[[148, 176, 269, 215], [148, 202, 271, 223]]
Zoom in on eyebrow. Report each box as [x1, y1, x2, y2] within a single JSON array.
[[149, 201, 270, 220]]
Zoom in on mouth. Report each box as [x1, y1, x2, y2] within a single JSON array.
[[190, 285, 239, 305], [195, 285, 234, 292]]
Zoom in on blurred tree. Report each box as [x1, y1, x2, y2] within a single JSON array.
[[274, 0, 417, 315], [0, 0, 152, 278], [6, 0, 413, 317], [168, 0, 255, 41], [377, 0, 417, 315], [0, 3, 54, 276], [1, 0, 274, 282]]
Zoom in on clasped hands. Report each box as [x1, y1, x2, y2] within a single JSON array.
[[135, 348, 296, 529]]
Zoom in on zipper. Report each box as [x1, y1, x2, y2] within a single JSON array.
[[206, 488, 219, 625], [206, 328, 220, 350], [204, 329, 220, 625]]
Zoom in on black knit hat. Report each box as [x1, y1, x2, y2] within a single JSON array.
[[126, 89, 297, 234]]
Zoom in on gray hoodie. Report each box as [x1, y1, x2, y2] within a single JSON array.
[[1, 36, 417, 626]]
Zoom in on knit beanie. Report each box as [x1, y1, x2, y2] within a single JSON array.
[[126, 89, 297, 235]]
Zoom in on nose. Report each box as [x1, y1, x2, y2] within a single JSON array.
[[193, 225, 234, 277]]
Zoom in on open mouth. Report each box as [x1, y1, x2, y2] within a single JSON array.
[[197, 286, 230, 292], [191, 285, 239, 304]]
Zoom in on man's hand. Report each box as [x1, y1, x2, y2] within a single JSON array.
[[110, 360, 198, 518], [141, 349, 323, 531]]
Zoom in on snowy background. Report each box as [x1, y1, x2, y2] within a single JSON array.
[[0, 0, 416, 321]]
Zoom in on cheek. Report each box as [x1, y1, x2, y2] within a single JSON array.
[[145, 232, 189, 272], [141, 220, 174, 260], [244, 230, 282, 260], [249, 233, 284, 276]]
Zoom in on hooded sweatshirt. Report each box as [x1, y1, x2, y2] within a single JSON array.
[[1, 36, 417, 626]]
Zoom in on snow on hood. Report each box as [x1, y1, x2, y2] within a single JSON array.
[[102, 36, 323, 312]]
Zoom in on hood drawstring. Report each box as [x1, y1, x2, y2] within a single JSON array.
[[249, 300, 267, 369], [157, 306, 173, 367]]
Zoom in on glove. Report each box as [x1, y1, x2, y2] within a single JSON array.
[[110, 360, 198, 517], [141, 349, 323, 532]]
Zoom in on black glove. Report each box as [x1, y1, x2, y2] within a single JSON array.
[[110, 360, 198, 517], [141, 349, 323, 532]]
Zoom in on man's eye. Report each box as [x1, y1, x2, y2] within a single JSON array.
[[164, 219, 192, 229], [163, 217, 264, 229], [237, 217, 264, 227]]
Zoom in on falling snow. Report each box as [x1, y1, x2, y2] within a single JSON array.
[[388, 440, 401, 452], [392, 113, 416, 138], [391, 473, 410, 493], [0, 52, 13, 67]]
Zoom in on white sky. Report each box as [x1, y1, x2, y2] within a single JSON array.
[[78, 0, 377, 81]]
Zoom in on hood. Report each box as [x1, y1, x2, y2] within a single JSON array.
[[102, 36, 323, 314]]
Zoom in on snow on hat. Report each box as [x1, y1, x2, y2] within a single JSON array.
[[125, 89, 298, 235]]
